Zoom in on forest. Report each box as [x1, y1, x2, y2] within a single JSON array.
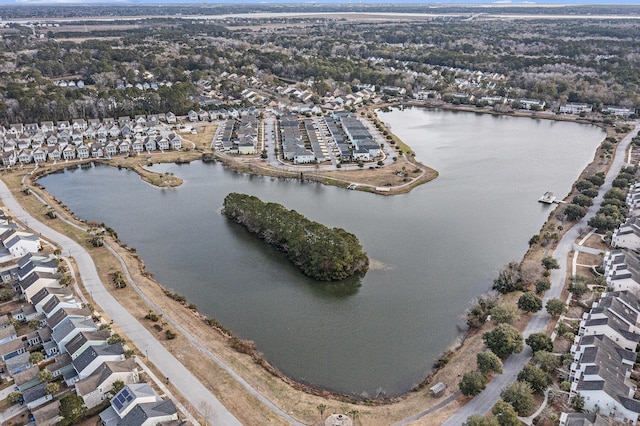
[[0, 5, 639, 125]]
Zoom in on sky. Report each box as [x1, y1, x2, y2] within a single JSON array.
[[1, 0, 638, 5]]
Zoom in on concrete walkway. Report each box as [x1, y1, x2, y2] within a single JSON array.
[[0, 179, 241, 425]]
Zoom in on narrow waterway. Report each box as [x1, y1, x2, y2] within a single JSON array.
[[38, 108, 604, 396]]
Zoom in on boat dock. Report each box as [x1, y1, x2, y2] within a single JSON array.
[[539, 191, 561, 204]]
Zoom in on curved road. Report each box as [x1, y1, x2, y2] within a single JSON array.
[[0, 180, 242, 425], [439, 121, 640, 425]]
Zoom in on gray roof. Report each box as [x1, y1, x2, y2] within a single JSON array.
[[46, 307, 91, 330], [73, 343, 124, 375], [52, 317, 97, 346], [561, 413, 609, 426], [75, 358, 137, 396], [574, 334, 640, 413], [118, 399, 177, 426], [65, 330, 110, 358], [19, 271, 59, 292], [0, 324, 16, 341], [22, 382, 47, 403], [5, 351, 31, 374], [31, 284, 71, 307], [13, 365, 39, 386], [45, 352, 72, 374]]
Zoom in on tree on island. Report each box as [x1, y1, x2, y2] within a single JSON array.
[[222, 193, 369, 281]]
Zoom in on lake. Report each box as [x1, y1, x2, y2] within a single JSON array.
[[38, 108, 604, 397]]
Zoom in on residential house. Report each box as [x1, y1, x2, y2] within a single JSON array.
[[10, 304, 40, 323], [187, 110, 198, 122], [32, 147, 47, 163], [602, 106, 635, 117], [19, 271, 61, 303], [559, 412, 609, 426], [0, 338, 26, 360], [42, 294, 82, 318], [32, 286, 73, 314], [72, 342, 125, 379], [13, 365, 41, 392], [51, 317, 97, 350], [131, 139, 144, 154], [105, 141, 118, 157], [23, 382, 53, 410], [46, 307, 92, 332], [612, 216, 640, 251], [166, 112, 177, 124], [144, 137, 156, 152], [26, 326, 52, 348], [570, 333, 640, 423], [604, 249, 640, 291], [168, 133, 181, 150], [91, 142, 104, 158], [15, 253, 58, 280], [76, 144, 90, 159], [47, 146, 61, 161], [5, 351, 32, 375], [44, 352, 74, 383], [31, 400, 63, 426], [100, 383, 178, 426], [72, 119, 87, 131], [560, 103, 593, 114], [62, 145, 76, 160], [157, 137, 169, 151], [66, 329, 110, 360], [0, 324, 17, 345], [2, 151, 17, 166], [76, 358, 139, 409], [118, 140, 130, 155], [40, 121, 55, 133], [17, 148, 33, 164], [2, 229, 41, 259]]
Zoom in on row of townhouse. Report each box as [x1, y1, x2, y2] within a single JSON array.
[[186, 107, 260, 123], [569, 290, 640, 424], [333, 112, 382, 161], [215, 115, 259, 155], [0, 115, 183, 166], [280, 114, 315, 164], [0, 209, 180, 425], [558, 103, 636, 117]]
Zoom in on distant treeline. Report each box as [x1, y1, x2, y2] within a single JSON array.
[[222, 193, 369, 281]]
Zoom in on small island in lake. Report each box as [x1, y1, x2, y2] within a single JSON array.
[[223, 193, 369, 281]]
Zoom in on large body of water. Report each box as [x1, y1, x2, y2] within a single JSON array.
[[38, 108, 604, 397]]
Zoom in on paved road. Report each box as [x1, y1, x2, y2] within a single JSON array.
[[0, 180, 242, 426], [440, 121, 640, 425]]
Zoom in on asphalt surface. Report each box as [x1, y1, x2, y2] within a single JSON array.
[[439, 121, 640, 425], [0, 180, 242, 426]]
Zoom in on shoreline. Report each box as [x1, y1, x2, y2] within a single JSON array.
[[0, 108, 627, 425]]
